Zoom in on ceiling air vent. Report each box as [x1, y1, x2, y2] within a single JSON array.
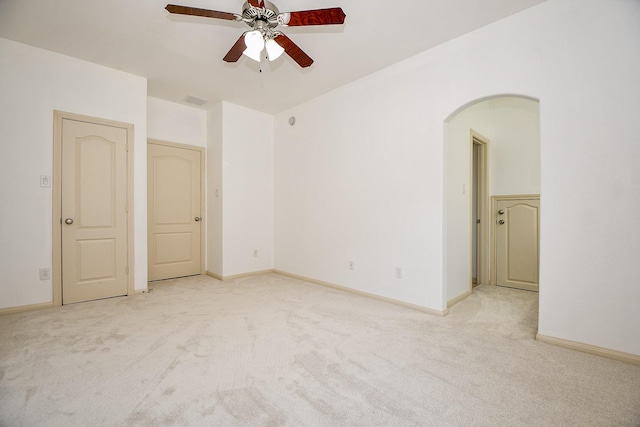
[[184, 95, 209, 106]]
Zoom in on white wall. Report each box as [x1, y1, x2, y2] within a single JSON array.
[[215, 102, 274, 277], [487, 97, 540, 196], [274, 82, 441, 308], [535, 1, 640, 356], [0, 38, 148, 308], [275, 0, 640, 355], [147, 97, 207, 147]]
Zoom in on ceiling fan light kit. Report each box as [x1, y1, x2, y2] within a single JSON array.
[[243, 30, 265, 61], [165, 1, 345, 68], [265, 38, 285, 61]]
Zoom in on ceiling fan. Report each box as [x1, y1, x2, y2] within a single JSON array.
[[165, 1, 346, 68]]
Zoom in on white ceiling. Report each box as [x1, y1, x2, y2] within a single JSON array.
[[0, 0, 545, 114]]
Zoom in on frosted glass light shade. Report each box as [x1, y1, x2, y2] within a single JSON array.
[[243, 30, 264, 62], [265, 39, 284, 61]]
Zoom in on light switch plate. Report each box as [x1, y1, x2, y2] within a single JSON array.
[[40, 175, 51, 188], [39, 268, 51, 280]]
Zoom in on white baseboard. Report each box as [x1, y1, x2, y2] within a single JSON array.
[[205, 271, 223, 280], [274, 270, 448, 317], [206, 269, 275, 281], [447, 289, 472, 308], [0, 301, 53, 315], [134, 288, 149, 295], [536, 333, 640, 365]]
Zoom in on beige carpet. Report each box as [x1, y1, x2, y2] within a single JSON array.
[[0, 273, 639, 426]]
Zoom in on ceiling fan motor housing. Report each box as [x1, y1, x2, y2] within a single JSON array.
[[242, 1, 280, 29]]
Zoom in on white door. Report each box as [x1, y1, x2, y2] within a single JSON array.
[[496, 197, 540, 292], [61, 119, 129, 304], [147, 142, 202, 281]]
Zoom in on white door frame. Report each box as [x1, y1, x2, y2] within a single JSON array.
[[52, 111, 135, 306], [147, 139, 206, 279], [471, 130, 490, 287]]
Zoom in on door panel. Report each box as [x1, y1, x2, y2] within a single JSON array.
[[496, 198, 540, 292], [62, 119, 128, 304], [148, 143, 202, 281]]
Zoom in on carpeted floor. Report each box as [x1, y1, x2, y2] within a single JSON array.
[[0, 273, 639, 426]]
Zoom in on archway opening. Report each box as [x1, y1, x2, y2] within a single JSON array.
[[444, 95, 540, 308]]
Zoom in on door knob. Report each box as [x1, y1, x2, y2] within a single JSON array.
[[194, 217, 201, 222], [498, 220, 505, 225], [65, 218, 74, 225], [498, 210, 505, 215]]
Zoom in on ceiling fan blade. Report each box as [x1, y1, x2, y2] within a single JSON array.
[[280, 8, 346, 26], [274, 34, 313, 68], [165, 4, 238, 21], [223, 34, 247, 63], [248, 0, 265, 7]]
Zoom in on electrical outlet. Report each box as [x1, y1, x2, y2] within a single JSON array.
[[395, 267, 403, 279], [349, 261, 354, 270], [39, 268, 51, 280], [253, 249, 258, 257]]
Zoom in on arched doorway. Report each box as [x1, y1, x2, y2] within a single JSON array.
[[444, 95, 540, 307]]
